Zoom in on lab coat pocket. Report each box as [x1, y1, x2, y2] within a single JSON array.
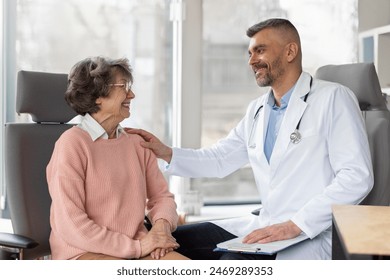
[[286, 128, 323, 155], [297, 128, 318, 139]]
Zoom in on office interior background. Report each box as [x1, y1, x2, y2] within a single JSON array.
[[1, 0, 389, 220]]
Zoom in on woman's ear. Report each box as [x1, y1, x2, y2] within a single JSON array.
[[286, 42, 299, 63], [95, 97, 102, 105]]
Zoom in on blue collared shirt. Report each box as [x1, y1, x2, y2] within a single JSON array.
[[77, 113, 126, 141], [264, 86, 295, 162]]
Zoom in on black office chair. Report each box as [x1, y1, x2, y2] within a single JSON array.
[[0, 70, 76, 259], [315, 62, 390, 207]]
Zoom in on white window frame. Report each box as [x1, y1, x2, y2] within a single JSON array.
[[0, 0, 5, 213], [168, 0, 203, 214], [0, 0, 17, 215]]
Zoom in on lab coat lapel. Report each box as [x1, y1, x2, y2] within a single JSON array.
[[269, 73, 311, 174]]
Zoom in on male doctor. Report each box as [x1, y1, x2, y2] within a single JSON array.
[[127, 18, 373, 260]]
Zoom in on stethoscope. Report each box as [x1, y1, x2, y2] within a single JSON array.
[[248, 76, 313, 149]]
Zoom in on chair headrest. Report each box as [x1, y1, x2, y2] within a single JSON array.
[[16, 70, 77, 123], [315, 63, 387, 110]]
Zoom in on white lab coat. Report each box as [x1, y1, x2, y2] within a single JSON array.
[[167, 72, 373, 259]]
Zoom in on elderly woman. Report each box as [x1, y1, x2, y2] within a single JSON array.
[[47, 57, 186, 260]]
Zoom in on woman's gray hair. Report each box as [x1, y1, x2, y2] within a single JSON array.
[[65, 56, 133, 115]]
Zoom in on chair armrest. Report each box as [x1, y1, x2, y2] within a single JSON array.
[[0, 232, 39, 250]]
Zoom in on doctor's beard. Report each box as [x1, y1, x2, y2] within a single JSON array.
[[254, 56, 284, 87]]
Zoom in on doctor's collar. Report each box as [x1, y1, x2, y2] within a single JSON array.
[[268, 83, 296, 109]]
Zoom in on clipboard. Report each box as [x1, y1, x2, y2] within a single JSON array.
[[214, 233, 309, 255]]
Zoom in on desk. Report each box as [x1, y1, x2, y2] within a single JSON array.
[[332, 204, 390, 259]]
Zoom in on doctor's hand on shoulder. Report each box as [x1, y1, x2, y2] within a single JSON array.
[[242, 220, 302, 244], [125, 128, 173, 163]]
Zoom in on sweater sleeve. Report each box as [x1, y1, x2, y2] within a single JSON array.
[[47, 132, 142, 259], [143, 147, 178, 231]]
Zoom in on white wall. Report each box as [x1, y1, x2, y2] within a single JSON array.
[[359, 0, 390, 31]]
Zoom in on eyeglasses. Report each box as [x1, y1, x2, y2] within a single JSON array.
[[108, 82, 132, 93]]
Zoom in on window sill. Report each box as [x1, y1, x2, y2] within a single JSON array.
[[0, 218, 13, 233], [0, 205, 260, 231], [184, 204, 260, 224]]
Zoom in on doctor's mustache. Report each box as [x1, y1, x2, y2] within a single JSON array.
[[252, 62, 269, 73]]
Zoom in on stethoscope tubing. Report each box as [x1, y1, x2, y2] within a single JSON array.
[[248, 76, 313, 149]]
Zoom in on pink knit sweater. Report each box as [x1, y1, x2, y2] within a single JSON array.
[[47, 127, 178, 260]]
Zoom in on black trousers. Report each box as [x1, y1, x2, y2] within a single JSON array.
[[172, 222, 276, 260]]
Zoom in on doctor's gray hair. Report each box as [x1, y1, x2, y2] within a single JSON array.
[[246, 18, 301, 43], [246, 18, 302, 64]]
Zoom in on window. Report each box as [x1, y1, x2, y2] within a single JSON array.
[[1, 0, 359, 217], [1, 0, 173, 217], [13, 0, 173, 137]]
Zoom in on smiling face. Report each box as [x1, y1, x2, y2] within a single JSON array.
[[95, 71, 135, 124], [247, 28, 288, 88]]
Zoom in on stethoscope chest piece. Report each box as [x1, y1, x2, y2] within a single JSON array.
[[248, 75, 312, 148], [290, 129, 302, 144]]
